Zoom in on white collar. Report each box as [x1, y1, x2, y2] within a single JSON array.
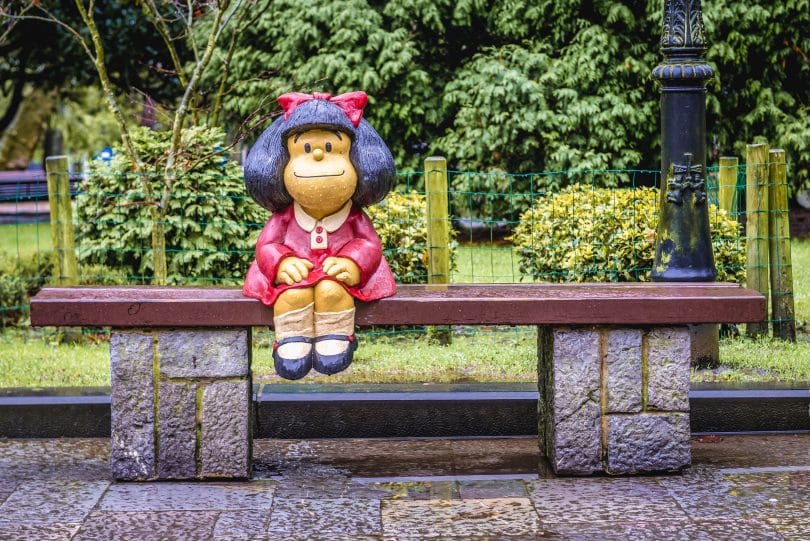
[[293, 201, 352, 233]]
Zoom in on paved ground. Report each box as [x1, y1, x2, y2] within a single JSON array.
[[0, 434, 808, 540]]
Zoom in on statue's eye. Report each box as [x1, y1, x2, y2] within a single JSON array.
[[325, 142, 332, 153], [304, 143, 311, 153]]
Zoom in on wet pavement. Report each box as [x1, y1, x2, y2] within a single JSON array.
[[0, 434, 808, 540]]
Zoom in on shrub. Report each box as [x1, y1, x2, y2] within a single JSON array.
[[0, 252, 52, 326], [75, 126, 266, 285], [510, 185, 745, 283], [366, 191, 457, 284], [0, 251, 135, 327]]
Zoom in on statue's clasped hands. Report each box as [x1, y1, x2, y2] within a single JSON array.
[[276, 256, 360, 287]]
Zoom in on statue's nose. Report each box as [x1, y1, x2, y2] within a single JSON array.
[[313, 148, 324, 161]]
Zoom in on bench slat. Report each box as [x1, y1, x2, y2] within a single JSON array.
[[30, 284, 764, 327]]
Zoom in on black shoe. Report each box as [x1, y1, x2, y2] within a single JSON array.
[[313, 334, 358, 375], [272, 336, 313, 380]]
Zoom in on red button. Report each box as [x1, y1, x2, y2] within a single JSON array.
[[315, 226, 324, 233], [316, 236, 323, 243]]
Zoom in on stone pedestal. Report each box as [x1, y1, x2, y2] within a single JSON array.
[[110, 328, 252, 480], [538, 326, 691, 475]]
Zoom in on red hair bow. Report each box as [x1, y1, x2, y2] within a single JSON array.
[[278, 91, 368, 127]]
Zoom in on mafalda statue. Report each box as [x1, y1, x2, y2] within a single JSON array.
[[243, 91, 396, 379]]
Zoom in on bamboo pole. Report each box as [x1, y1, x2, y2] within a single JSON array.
[[718, 156, 739, 214], [46, 156, 78, 286], [424, 156, 451, 344], [767, 149, 795, 341], [745, 143, 769, 337]]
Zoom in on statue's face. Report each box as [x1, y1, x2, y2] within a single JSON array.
[[284, 129, 357, 216]]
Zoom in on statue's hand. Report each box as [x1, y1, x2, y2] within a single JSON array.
[[322, 257, 360, 286], [275, 257, 314, 285]]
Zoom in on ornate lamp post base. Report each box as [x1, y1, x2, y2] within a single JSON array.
[[651, 0, 717, 282]]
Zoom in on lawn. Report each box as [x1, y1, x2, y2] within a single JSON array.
[[0, 222, 51, 256], [1, 226, 809, 387]]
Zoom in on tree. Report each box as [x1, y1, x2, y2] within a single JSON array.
[[207, 0, 809, 198], [3, 0, 251, 284], [0, 2, 183, 168]]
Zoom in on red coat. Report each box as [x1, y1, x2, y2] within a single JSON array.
[[243, 203, 397, 306]]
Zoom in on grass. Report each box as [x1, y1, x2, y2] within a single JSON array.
[[0, 222, 51, 256], [0, 329, 109, 387], [1, 233, 809, 387], [696, 336, 810, 383], [452, 243, 522, 283], [790, 238, 810, 329]]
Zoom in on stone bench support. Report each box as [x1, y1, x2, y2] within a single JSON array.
[[110, 328, 252, 480], [539, 326, 691, 475], [30, 284, 763, 480]]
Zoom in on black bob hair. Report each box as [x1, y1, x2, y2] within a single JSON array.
[[244, 98, 396, 212]]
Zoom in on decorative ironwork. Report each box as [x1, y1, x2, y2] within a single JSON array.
[[651, 0, 717, 282], [661, 0, 707, 50], [666, 153, 706, 205]]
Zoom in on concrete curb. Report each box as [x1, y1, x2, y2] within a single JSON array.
[[1, 383, 808, 438]]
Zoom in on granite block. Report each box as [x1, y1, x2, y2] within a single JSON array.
[[606, 329, 643, 413], [158, 382, 197, 479], [158, 329, 249, 379], [110, 331, 156, 480], [646, 327, 691, 411], [201, 380, 251, 478], [606, 413, 691, 474], [539, 327, 602, 474]]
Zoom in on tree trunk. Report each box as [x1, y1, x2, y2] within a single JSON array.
[[0, 87, 57, 169]]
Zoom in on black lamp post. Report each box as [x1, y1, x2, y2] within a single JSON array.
[[651, 0, 717, 282]]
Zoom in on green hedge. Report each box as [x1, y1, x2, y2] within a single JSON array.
[[75, 126, 266, 285], [0, 253, 52, 326], [511, 185, 746, 283], [367, 191, 457, 284]]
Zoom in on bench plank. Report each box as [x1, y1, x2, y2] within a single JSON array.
[[31, 283, 764, 328]]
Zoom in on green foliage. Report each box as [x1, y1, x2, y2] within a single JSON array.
[[0, 253, 52, 326], [205, 0, 809, 197], [75, 126, 266, 284], [510, 186, 746, 283], [53, 86, 136, 159], [704, 0, 810, 194], [366, 192, 457, 284]]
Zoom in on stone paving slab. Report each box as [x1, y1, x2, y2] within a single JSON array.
[[527, 477, 689, 523], [382, 497, 541, 539], [267, 498, 382, 537], [99, 482, 275, 512], [0, 438, 109, 481], [73, 511, 220, 541], [765, 517, 810, 541], [545, 519, 784, 540], [0, 522, 81, 541], [0, 435, 807, 539], [212, 510, 271, 540], [0, 480, 109, 523]]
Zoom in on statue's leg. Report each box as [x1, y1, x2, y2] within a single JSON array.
[[272, 288, 315, 380], [312, 280, 357, 375]]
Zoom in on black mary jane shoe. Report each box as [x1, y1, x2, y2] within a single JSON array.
[[272, 336, 313, 380], [313, 334, 358, 375]]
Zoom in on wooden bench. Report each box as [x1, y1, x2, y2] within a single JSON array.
[[31, 283, 764, 479]]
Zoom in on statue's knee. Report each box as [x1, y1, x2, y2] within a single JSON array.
[[275, 288, 314, 314], [315, 280, 352, 308]]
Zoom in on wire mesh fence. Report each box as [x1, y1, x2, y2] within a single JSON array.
[[0, 160, 796, 340]]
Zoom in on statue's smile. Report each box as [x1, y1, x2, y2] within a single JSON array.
[[294, 170, 345, 179]]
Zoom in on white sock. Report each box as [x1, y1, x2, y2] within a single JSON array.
[[274, 303, 314, 358], [314, 308, 356, 356]]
